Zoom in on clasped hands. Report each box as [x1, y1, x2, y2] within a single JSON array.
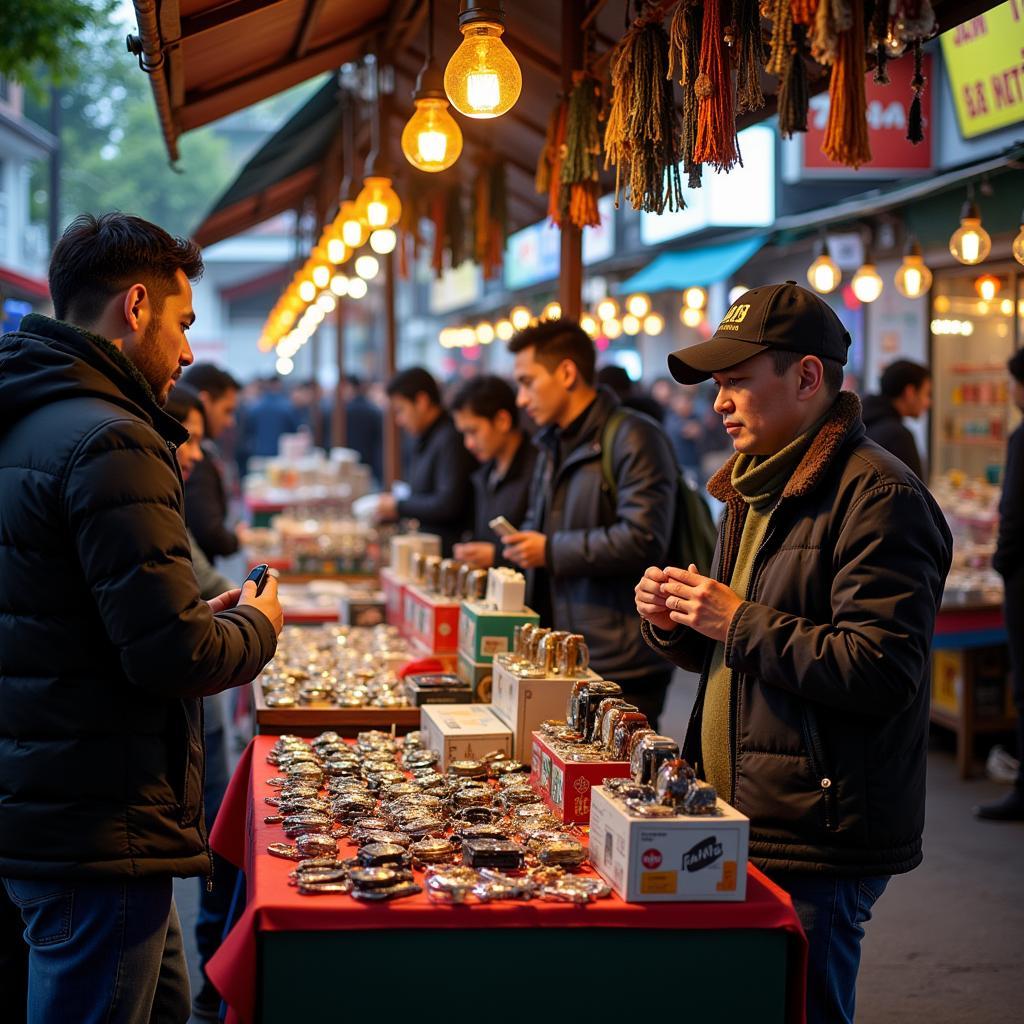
[[634, 564, 743, 642]]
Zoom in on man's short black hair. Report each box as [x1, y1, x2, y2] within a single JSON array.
[[49, 212, 203, 324], [1009, 349, 1024, 385], [450, 375, 517, 421], [770, 349, 844, 397], [164, 382, 204, 426], [386, 367, 441, 406], [181, 363, 240, 399], [507, 320, 596, 386], [879, 359, 930, 399], [596, 365, 633, 397]]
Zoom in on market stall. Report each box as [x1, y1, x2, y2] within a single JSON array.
[[207, 734, 807, 1024]]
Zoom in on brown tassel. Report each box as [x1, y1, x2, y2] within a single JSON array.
[[732, 0, 765, 113], [694, 0, 741, 172], [791, 0, 819, 24], [906, 38, 925, 144], [810, 0, 838, 64], [766, 0, 794, 77], [668, 0, 704, 189], [562, 72, 604, 229], [821, 0, 871, 167], [778, 24, 810, 137]]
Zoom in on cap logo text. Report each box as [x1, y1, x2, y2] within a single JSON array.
[[717, 303, 750, 333]]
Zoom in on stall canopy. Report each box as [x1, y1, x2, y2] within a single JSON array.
[[619, 237, 767, 293]]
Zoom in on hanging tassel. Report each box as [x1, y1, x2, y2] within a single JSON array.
[[732, 0, 765, 113], [821, 0, 871, 167], [777, 24, 810, 137], [668, 0, 704, 189], [694, 0, 741, 173], [604, 5, 684, 213], [906, 38, 925, 144], [791, 0, 819, 25], [765, 0, 794, 77], [871, 0, 891, 84], [561, 72, 604, 229], [810, 0, 838, 64]]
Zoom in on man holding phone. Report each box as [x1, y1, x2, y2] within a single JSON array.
[[0, 213, 283, 1021]]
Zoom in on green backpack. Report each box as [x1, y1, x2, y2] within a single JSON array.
[[600, 407, 719, 576]]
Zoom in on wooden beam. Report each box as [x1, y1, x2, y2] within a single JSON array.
[[294, 0, 330, 59], [559, 0, 584, 322], [179, 0, 290, 42], [502, 31, 561, 80]]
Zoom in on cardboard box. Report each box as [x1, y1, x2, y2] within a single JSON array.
[[530, 730, 630, 824], [403, 584, 460, 654], [457, 650, 495, 703], [457, 601, 540, 664], [404, 673, 474, 706], [588, 786, 749, 902], [420, 704, 512, 771], [339, 591, 386, 627], [491, 656, 600, 761], [379, 567, 406, 630]]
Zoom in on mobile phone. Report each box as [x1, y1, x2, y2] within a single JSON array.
[[489, 516, 518, 538], [244, 563, 272, 596]]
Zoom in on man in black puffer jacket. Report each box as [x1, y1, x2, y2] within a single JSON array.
[[0, 213, 282, 1022], [636, 284, 951, 1024]]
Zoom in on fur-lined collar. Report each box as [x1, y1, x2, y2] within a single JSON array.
[[707, 391, 863, 504]]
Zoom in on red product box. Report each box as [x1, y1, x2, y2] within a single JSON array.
[[379, 567, 407, 631], [530, 730, 631, 825], [403, 584, 460, 654]]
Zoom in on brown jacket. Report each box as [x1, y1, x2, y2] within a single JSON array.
[[644, 392, 952, 876]]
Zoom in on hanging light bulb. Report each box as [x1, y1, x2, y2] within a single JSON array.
[[626, 293, 651, 318], [851, 262, 884, 304], [683, 286, 708, 310], [893, 238, 932, 299], [355, 254, 380, 280], [596, 298, 619, 322], [510, 305, 532, 330], [444, 1, 522, 119], [356, 177, 402, 230], [975, 274, 1000, 302], [276, 356, 295, 376], [369, 228, 397, 255], [807, 239, 841, 294], [330, 273, 350, 297], [643, 313, 665, 336], [475, 321, 495, 345], [312, 263, 331, 289], [298, 279, 317, 303], [336, 200, 369, 249], [949, 198, 991, 265], [316, 292, 337, 313], [602, 318, 622, 339], [622, 314, 641, 336], [1001, 298, 1014, 317], [579, 313, 599, 338], [1013, 210, 1024, 266], [327, 237, 349, 264], [495, 318, 514, 341], [542, 301, 561, 321], [348, 277, 368, 300], [681, 307, 703, 328]]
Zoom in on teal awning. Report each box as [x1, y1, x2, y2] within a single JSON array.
[[619, 236, 766, 293]]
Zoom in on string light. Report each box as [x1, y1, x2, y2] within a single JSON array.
[[475, 321, 495, 345], [626, 293, 651, 318], [330, 274, 350, 297], [622, 314, 641, 336], [851, 262, 884, 304], [327, 237, 349, 264], [949, 198, 991, 265], [348, 277, 368, 300], [495, 319, 514, 341], [579, 313, 599, 338], [893, 239, 932, 299], [443, 2, 522, 119], [276, 356, 295, 376], [683, 287, 707, 310], [298, 280, 316, 303], [316, 292, 337, 313], [369, 229, 397, 255], [356, 176, 402, 230], [643, 313, 665, 335], [602, 318, 622, 339], [807, 239, 841, 294], [510, 305, 532, 330], [596, 298, 619, 322], [355, 255, 380, 280], [542, 301, 562, 321], [681, 307, 703, 328], [337, 201, 369, 249], [975, 274, 1000, 302]]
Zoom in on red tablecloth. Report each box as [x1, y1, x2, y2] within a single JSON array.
[[209, 736, 807, 1024]]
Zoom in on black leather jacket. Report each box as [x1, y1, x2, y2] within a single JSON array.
[[523, 389, 678, 685], [644, 393, 952, 876], [0, 315, 277, 880]]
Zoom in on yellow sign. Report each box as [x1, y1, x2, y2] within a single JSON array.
[[941, 2, 1024, 138]]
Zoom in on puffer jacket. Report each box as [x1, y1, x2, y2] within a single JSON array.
[[643, 392, 952, 876], [0, 315, 277, 880], [523, 388, 678, 685]]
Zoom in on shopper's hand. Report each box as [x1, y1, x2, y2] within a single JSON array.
[[635, 567, 677, 633], [660, 565, 742, 642], [207, 588, 242, 615], [453, 542, 496, 569], [502, 531, 547, 569], [238, 574, 285, 636], [376, 493, 398, 522]]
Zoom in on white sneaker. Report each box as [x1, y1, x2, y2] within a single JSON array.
[[986, 745, 1021, 785]]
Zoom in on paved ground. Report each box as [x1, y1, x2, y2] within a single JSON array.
[[177, 669, 1024, 1023]]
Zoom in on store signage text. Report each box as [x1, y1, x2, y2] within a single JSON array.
[[941, 1, 1024, 138]]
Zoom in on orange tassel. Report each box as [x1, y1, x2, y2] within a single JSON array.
[[790, 0, 818, 25], [821, 0, 871, 168], [693, 0, 740, 172]]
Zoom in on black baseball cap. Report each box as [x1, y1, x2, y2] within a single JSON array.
[[668, 281, 851, 385]]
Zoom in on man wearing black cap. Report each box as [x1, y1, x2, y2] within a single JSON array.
[[635, 282, 952, 1024]]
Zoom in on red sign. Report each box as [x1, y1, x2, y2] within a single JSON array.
[[803, 53, 933, 174], [641, 848, 663, 869]]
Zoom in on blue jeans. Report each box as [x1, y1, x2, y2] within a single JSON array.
[[769, 872, 890, 1024], [1, 875, 190, 1024]]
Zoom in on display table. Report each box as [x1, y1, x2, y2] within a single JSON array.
[[931, 604, 1015, 777], [249, 683, 421, 736], [208, 737, 808, 1024]]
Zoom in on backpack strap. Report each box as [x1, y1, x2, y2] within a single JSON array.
[[600, 406, 631, 500]]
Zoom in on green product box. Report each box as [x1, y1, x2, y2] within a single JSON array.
[[457, 650, 495, 703], [458, 600, 539, 665]]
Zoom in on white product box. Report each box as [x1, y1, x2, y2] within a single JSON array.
[[490, 656, 600, 761], [588, 786, 749, 903], [419, 704, 512, 771]]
